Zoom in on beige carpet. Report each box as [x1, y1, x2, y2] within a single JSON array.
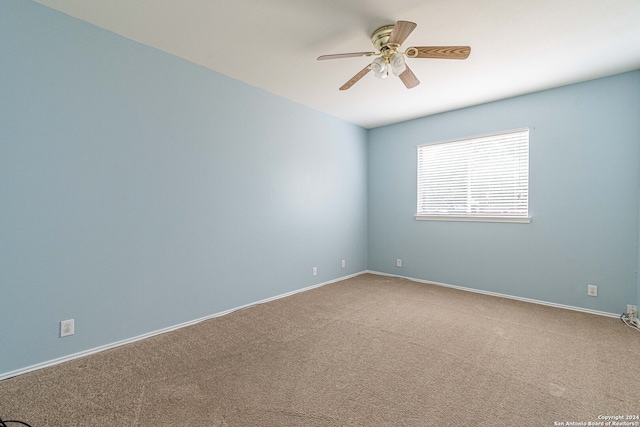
[[2, 274, 639, 426]]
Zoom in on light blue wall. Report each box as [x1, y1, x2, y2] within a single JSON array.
[[368, 70, 640, 315], [0, 1, 368, 376]]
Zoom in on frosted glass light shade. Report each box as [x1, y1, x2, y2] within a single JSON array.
[[372, 57, 387, 79], [390, 52, 406, 76]]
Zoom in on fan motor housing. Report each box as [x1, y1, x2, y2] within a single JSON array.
[[370, 25, 396, 51]]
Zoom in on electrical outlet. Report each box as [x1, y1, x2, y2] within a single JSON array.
[[60, 319, 74, 337], [312, 266, 317, 276], [341, 259, 346, 268], [627, 305, 638, 320], [396, 259, 402, 267], [587, 284, 597, 297]]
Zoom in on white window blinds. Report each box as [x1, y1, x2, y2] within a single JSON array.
[[416, 129, 530, 222]]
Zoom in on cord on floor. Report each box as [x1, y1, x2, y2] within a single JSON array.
[[0, 417, 33, 427], [620, 312, 640, 331]]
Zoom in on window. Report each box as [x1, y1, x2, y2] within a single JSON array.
[[416, 128, 530, 223]]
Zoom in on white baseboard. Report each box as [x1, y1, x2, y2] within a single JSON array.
[[366, 270, 621, 318], [3, 269, 621, 381], [0, 271, 367, 381]]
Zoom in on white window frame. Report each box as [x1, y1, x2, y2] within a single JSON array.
[[416, 128, 530, 223]]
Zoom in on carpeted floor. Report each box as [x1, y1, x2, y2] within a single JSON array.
[[1, 273, 639, 426]]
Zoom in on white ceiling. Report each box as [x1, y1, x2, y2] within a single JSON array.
[[34, 0, 640, 129]]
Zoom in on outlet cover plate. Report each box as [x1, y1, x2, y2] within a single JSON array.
[[587, 284, 597, 297], [60, 319, 74, 337]]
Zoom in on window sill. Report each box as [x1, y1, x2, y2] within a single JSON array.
[[415, 215, 531, 223]]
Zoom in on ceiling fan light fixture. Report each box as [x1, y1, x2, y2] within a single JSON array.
[[371, 57, 388, 79], [390, 52, 406, 76], [317, 20, 470, 90]]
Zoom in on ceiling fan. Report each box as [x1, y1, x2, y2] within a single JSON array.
[[317, 20, 471, 90]]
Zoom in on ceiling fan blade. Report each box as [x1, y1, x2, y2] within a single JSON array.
[[406, 46, 471, 59], [398, 65, 420, 89], [318, 52, 376, 60], [388, 20, 417, 46], [339, 65, 372, 90]]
